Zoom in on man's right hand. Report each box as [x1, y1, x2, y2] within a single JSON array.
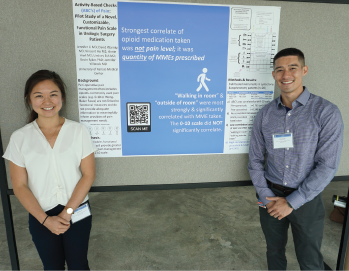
[[266, 201, 276, 209], [43, 216, 70, 235]]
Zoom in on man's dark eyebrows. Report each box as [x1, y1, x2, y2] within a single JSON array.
[[274, 63, 300, 70]]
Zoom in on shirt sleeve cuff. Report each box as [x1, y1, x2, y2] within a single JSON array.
[[286, 190, 306, 210], [258, 189, 276, 206]]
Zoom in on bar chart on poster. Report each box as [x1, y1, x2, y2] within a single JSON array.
[[72, 1, 280, 157]]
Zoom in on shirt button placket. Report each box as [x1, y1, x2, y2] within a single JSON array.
[[284, 112, 291, 186], [286, 128, 290, 151], [52, 155, 63, 202]]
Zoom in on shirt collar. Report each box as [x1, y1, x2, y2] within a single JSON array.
[[296, 87, 310, 105], [277, 86, 310, 108]]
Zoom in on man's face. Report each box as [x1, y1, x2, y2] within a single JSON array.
[[272, 55, 308, 96]]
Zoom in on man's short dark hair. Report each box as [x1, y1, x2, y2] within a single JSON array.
[[273, 48, 305, 67]]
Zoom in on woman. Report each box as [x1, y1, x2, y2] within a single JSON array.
[[3, 70, 96, 270]]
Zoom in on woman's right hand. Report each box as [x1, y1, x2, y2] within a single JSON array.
[[43, 216, 70, 235]]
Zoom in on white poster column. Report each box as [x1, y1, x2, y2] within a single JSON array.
[[73, 1, 122, 157], [224, 7, 280, 153]]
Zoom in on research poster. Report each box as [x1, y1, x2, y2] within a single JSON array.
[[73, 0, 280, 157]]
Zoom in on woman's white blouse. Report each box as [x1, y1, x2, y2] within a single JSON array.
[[3, 119, 97, 212]]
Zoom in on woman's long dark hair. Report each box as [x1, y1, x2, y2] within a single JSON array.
[[24, 70, 66, 123]]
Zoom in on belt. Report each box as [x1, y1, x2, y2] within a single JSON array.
[[267, 180, 296, 196]]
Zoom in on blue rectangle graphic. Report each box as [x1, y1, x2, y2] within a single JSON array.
[[118, 2, 230, 156]]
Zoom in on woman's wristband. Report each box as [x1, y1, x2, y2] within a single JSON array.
[[42, 215, 49, 225]]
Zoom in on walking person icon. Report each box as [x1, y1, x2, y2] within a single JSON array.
[[196, 68, 210, 92]]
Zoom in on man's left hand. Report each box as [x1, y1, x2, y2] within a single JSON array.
[[265, 197, 293, 220]]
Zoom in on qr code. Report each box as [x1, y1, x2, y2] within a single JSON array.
[[127, 103, 151, 126]]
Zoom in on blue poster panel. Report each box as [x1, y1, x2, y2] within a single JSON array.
[[118, 2, 229, 155]]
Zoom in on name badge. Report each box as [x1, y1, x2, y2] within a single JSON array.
[[71, 203, 91, 224], [272, 133, 294, 149]]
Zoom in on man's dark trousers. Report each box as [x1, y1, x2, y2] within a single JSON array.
[[259, 187, 325, 270]]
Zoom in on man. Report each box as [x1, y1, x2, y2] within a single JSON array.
[[248, 48, 343, 270]]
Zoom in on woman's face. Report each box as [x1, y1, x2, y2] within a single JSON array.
[[29, 80, 63, 120]]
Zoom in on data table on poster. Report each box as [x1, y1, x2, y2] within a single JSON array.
[[72, 0, 281, 157]]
